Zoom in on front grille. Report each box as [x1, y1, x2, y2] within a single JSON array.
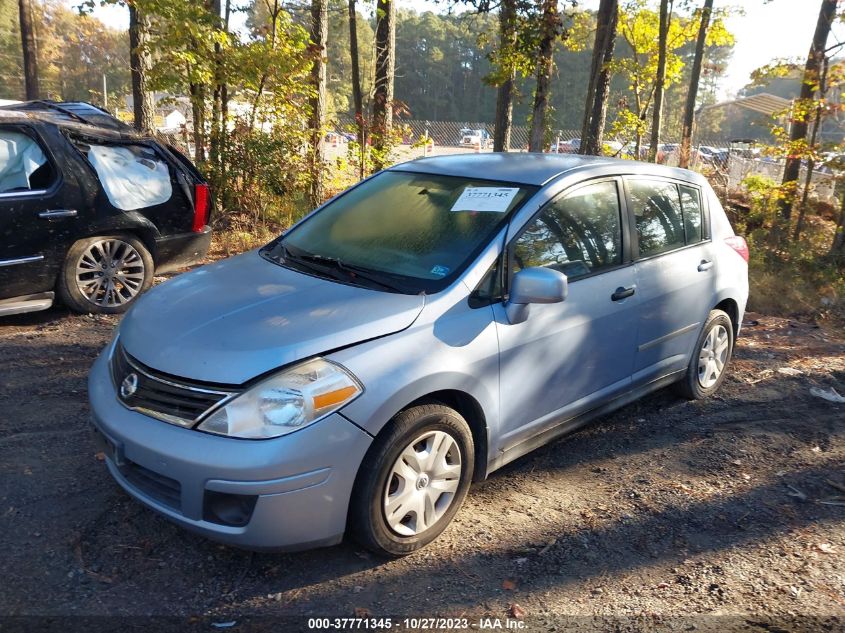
[[120, 459, 182, 510], [111, 342, 236, 427]]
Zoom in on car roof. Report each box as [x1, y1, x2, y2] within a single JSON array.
[[0, 100, 139, 140], [389, 153, 708, 187]]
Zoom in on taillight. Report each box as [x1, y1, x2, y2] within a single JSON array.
[[192, 183, 209, 232], [724, 235, 749, 262]]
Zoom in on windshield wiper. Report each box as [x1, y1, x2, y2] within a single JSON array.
[[272, 243, 405, 293], [293, 251, 407, 293]]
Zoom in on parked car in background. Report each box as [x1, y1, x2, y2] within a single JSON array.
[[0, 101, 211, 317], [553, 137, 581, 154], [698, 146, 729, 169], [459, 128, 491, 148], [90, 153, 748, 556]]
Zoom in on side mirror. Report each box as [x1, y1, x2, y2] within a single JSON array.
[[505, 266, 568, 324]]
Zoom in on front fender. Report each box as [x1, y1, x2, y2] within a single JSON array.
[[328, 306, 500, 446]]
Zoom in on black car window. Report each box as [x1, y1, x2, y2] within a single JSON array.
[[0, 129, 56, 194], [679, 184, 703, 244], [513, 180, 623, 280], [629, 179, 685, 257], [73, 140, 173, 211]]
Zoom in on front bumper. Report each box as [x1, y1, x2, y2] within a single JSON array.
[[88, 348, 373, 551]]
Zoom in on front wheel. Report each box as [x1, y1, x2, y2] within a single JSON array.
[[348, 404, 474, 556], [58, 234, 154, 314], [675, 309, 734, 399]]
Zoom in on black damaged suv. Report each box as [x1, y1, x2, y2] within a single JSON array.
[[0, 101, 211, 316]]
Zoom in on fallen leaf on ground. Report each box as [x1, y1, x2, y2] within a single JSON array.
[[354, 607, 371, 618], [94, 452, 105, 462], [816, 543, 835, 553], [502, 579, 516, 591], [508, 603, 526, 619]]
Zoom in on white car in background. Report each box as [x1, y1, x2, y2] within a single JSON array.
[[459, 128, 491, 148]]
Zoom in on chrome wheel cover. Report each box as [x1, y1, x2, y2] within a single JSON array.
[[698, 324, 730, 389], [75, 239, 145, 308], [383, 430, 462, 537]]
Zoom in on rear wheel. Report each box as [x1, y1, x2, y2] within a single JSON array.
[[349, 404, 474, 557], [675, 309, 734, 399], [58, 234, 154, 314]]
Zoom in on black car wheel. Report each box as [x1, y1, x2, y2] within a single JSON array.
[[58, 234, 154, 314], [674, 309, 734, 399], [348, 404, 474, 557]]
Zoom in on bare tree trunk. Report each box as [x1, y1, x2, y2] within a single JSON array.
[[794, 56, 828, 242], [529, 0, 560, 153], [648, 0, 671, 163], [832, 185, 845, 255], [129, 3, 156, 134], [249, 0, 281, 132], [493, 0, 516, 153], [190, 81, 206, 163], [372, 0, 395, 171], [218, 0, 232, 215], [779, 0, 837, 223], [210, 0, 223, 173], [580, 0, 618, 156], [678, 0, 713, 169], [308, 0, 328, 207], [348, 0, 365, 178], [17, 0, 38, 100]]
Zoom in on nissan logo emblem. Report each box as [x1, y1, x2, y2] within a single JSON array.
[[120, 373, 139, 399]]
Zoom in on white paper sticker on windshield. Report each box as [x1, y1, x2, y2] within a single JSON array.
[[451, 187, 520, 212]]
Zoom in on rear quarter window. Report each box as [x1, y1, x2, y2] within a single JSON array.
[[74, 140, 173, 211]]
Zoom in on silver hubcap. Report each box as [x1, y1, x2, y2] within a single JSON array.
[[384, 430, 462, 537], [75, 239, 145, 307], [698, 324, 730, 388]]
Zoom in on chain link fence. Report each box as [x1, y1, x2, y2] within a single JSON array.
[[167, 114, 838, 206]]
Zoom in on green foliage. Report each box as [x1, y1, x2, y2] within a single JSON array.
[[0, 0, 130, 105], [730, 175, 845, 329], [608, 0, 735, 145]]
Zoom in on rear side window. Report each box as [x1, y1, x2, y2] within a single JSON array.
[[76, 141, 173, 210], [628, 179, 685, 257], [679, 184, 703, 243], [513, 180, 622, 279], [0, 129, 56, 194]]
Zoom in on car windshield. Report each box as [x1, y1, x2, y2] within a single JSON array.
[[264, 171, 536, 293]]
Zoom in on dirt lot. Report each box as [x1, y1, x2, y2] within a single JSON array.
[[1, 300, 844, 631]]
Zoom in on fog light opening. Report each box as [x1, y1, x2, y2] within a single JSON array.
[[203, 491, 258, 527]]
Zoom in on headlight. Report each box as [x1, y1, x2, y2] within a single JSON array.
[[197, 358, 362, 439]]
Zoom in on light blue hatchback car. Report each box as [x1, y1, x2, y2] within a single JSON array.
[[89, 154, 749, 556]]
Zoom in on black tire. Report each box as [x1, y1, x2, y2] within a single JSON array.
[[348, 404, 474, 557], [674, 309, 734, 400], [57, 234, 154, 314]]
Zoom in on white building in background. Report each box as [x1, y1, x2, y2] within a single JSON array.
[[161, 109, 187, 132]]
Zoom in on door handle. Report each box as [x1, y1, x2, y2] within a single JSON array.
[[611, 286, 636, 301], [38, 209, 77, 219], [697, 259, 714, 272]]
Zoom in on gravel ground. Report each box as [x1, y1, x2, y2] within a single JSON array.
[[1, 303, 844, 632]]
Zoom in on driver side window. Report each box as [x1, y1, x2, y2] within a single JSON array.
[[512, 180, 623, 280]]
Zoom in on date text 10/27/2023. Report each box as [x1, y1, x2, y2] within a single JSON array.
[[306, 617, 527, 630]]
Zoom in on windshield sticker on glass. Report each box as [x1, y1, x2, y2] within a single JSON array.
[[430, 265, 450, 277], [451, 187, 520, 213]]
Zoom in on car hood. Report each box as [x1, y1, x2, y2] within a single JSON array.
[[119, 250, 426, 384]]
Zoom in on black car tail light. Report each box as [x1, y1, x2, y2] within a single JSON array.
[[192, 183, 210, 232]]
